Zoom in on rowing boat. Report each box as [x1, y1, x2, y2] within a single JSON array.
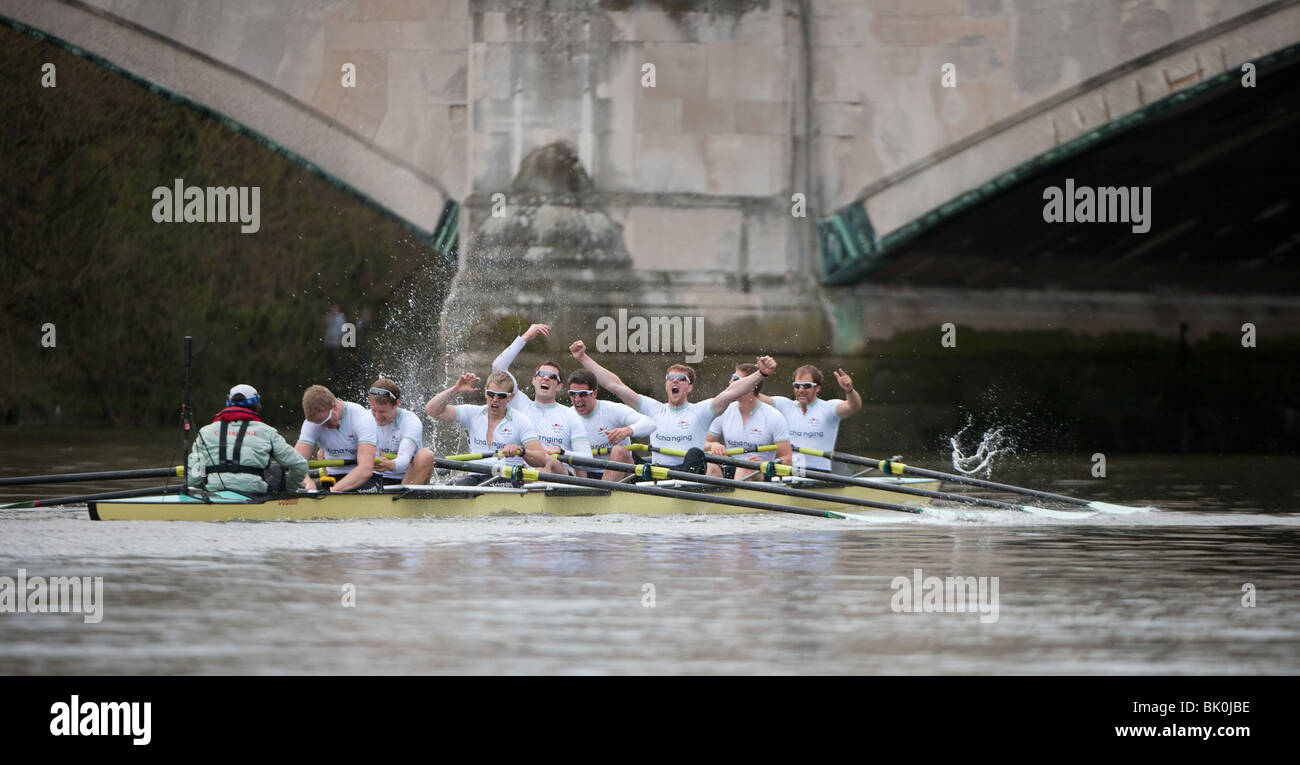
[[87, 476, 941, 521]]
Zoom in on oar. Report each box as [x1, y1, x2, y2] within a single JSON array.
[[304, 453, 399, 487], [306, 453, 397, 468], [0, 466, 187, 487], [0, 486, 178, 509], [2, 461, 353, 505], [0, 449, 397, 488], [430, 457, 893, 522], [651, 446, 1092, 520], [557, 452, 944, 518], [771, 445, 1153, 514]]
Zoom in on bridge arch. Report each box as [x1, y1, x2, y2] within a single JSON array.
[[0, 0, 462, 244]]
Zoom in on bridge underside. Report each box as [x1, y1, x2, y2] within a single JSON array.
[[844, 50, 1300, 296]]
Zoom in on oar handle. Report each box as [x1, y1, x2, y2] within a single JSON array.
[[306, 453, 397, 469], [656, 446, 765, 459], [444, 452, 498, 461]]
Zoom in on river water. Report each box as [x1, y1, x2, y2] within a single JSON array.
[[1, 429, 1296, 674]]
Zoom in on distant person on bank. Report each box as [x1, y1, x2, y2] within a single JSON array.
[[356, 307, 373, 375], [187, 384, 308, 494], [323, 303, 346, 378]]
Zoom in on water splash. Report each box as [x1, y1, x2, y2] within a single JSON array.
[[340, 238, 469, 462], [949, 418, 1014, 477]]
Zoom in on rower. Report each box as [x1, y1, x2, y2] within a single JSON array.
[[187, 384, 308, 494], [565, 369, 656, 482], [408, 371, 552, 485], [707, 363, 792, 481], [295, 384, 381, 492], [490, 323, 592, 476], [759, 366, 862, 473], [569, 340, 775, 477], [366, 378, 427, 486]]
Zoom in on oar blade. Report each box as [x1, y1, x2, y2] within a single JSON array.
[[828, 509, 905, 523], [1021, 505, 1098, 520], [919, 506, 979, 522], [1086, 501, 1156, 514], [834, 506, 981, 523]]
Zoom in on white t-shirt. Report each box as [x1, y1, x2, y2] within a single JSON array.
[[492, 336, 591, 456], [637, 395, 719, 466], [770, 396, 845, 472], [454, 405, 540, 467], [578, 400, 656, 449], [512, 396, 591, 455], [297, 401, 378, 476], [707, 401, 790, 461], [374, 407, 424, 480]]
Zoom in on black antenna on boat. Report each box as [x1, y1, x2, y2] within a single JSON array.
[[181, 336, 194, 463]]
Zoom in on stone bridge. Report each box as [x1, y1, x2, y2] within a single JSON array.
[[3, 0, 1297, 356]]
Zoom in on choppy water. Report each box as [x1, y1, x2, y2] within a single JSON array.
[[1, 429, 1297, 674]]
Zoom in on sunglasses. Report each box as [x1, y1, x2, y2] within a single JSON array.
[[534, 370, 560, 381], [567, 389, 595, 398], [484, 390, 512, 400], [665, 373, 691, 382], [792, 382, 818, 390], [312, 408, 336, 427], [730, 374, 742, 381], [368, 386, 399, 401]]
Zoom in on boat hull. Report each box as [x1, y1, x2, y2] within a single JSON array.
[[88, 477, 941, 521]]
